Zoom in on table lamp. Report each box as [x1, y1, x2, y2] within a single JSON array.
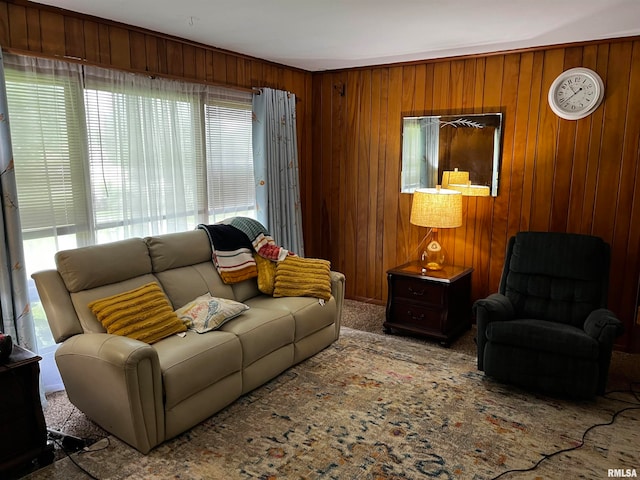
[[410, 186, 462, 272], [443, 168, 490, 197]]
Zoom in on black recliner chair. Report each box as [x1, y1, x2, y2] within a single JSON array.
[[473, 231, 624, 398]]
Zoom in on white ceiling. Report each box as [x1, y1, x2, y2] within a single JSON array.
[[34, 0, 640, 71]]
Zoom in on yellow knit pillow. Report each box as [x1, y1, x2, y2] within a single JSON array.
[[255, 254, 276, 295], [273, 256, 331, 301], [88, 282, 186, 344]]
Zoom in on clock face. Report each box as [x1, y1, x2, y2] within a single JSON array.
[[548, 67, 604, 120]]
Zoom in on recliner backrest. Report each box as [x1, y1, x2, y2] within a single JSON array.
[[499, 231, 610, 327]]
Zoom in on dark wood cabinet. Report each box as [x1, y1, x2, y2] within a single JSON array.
[[0, 345, 53, 474], [385, 261, 473, 346]]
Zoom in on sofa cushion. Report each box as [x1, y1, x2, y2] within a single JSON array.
[[486, 319, 599, 360], [220, 307, 294, 367], [154, 330, 242, 410], [154, 262, 235, 309], [245, 295, 336, 342], [145, 230, 212, 272], [273, 256, 332, 301], [88, 282, 187, 344], [231, 278, 261, 303], [176, 293, 249, 333], [56, 238, 151, 293]]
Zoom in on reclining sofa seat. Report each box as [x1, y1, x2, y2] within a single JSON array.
[[33, 229, 345, 453]]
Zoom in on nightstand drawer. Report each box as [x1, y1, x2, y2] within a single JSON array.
[[390, 302, 442, 331], [392, 276, 444, 305]]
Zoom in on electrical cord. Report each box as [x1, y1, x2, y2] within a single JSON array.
[[49, 436, 108, 480], [490, 382, 640, 479], [47, 403, 111, 480]]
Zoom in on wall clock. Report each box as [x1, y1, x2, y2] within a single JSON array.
[[548, 67, 605, 120]]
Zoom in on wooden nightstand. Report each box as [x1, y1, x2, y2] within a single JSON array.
[[0, 345, 54, 475], [384, 261, 473, 346]]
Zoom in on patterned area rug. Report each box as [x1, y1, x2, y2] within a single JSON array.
[[25, 327, 640, 480]]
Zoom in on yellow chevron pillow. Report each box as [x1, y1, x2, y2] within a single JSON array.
[[273, 256, 331, 301], [88, 282, 187, 344]]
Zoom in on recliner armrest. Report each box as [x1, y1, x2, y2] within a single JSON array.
[[473, 293, 516, 371], [583, 308, 624, 394], [473, 293, 516, 323], [584, 308, 624, 343]]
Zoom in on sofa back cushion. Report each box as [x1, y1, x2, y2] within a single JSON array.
[[144, 230, 236, 308], [55, 238, 152, 292], [145, 230, 211, 271], [231, 279, 261, 303]]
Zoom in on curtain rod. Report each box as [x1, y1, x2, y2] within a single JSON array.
[[2, 47, 256, 95]]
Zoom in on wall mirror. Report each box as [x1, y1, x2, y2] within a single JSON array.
[[401, 112, 503, 196]]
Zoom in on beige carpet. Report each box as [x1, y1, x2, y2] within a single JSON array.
[[16, 300, 640, 479]]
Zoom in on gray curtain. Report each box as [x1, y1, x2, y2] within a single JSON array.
[[252, 88, 304, 256], [0, 48, 37, 351]]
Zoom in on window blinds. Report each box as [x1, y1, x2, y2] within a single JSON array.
[[3, 58, 90, 241], [4, 54, 256, 246]]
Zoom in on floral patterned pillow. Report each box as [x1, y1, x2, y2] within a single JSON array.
[[175, 293, 249, 333]]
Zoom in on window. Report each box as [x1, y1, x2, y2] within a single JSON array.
[[4, 54, 256, 358], [205, 98, 255, 221]]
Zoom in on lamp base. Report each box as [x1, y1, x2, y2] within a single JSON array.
[[420, 238, 445, 272]]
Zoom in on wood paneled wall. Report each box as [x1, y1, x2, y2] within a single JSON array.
[[309, 40, 640, 351], [2, 1, 640, 350]]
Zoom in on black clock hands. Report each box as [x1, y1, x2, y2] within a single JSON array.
[[560, 86, 583, 105]]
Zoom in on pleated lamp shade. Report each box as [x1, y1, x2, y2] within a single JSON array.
[[410, 187, 463, 228]]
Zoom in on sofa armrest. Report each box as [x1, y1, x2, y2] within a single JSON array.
[[472, 293, 516, 371], [330, 271, 346, 339], [56, 333, 164, 454]]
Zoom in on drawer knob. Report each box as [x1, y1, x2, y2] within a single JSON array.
[[408, 287, 425, 296]]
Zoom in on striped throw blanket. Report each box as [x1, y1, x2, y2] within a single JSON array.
[[219, 217, 290, 261], [197, 223, 258, 284], [198, 218, 290, 284]]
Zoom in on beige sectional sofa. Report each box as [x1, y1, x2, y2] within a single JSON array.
[[32, 229, 345, 454]]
